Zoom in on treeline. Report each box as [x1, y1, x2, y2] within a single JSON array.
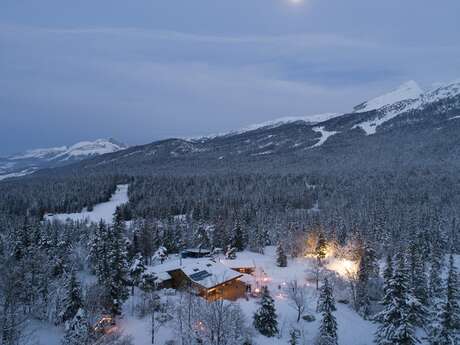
[[0, 174, 125, 218]]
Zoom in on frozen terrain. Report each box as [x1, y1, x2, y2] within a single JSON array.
[[44, 184, 129, 224], [121, 247, 378, 345]]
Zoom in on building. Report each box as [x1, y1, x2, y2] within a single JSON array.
[[146, 258, 247, 301], [181, 248, 212, 258], [219, 259, 256, 274]]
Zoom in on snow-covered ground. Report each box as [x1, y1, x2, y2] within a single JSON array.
[[121, 247, 377, 345], [310, 126, 338, 148], [44, 184, 129, 225]]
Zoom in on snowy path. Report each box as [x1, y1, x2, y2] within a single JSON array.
[[44, 184, 129, 224]]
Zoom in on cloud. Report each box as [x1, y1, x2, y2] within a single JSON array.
[[0, 24, 459, 153]]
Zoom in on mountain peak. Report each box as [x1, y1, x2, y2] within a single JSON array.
[[353, 80, 423, 113]]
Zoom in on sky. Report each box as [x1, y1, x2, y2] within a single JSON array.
[[1, 0, 460, 155]]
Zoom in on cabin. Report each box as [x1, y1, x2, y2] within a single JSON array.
[[181, 248, 212, 258], [146, 258, 247, 301]]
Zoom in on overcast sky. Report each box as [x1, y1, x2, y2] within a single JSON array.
[[1, 0, 460, 155]]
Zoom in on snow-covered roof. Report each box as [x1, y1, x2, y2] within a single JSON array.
[[219, 259, 256, 268], [146, 258, 242, 289], [183, 248, 211, 254]]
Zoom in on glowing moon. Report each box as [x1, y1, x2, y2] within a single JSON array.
[[289, 0, 304, 4]]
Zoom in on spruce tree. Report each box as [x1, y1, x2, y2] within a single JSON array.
[[105, 217, 129, 316], [60, 270, 83, 323], [276, 243, 287, 267], [355, 242, 378, 318], [429, 254, 460, 345], [253, 287, 278, 337], [408, 240, 429, 307], [317, 278, 338, 345], [374, 253, 418, 345], [61, 309, 92, 345], [232, 218, 245, 251], [315, 231, 328, 263], [289, 328, 300, 345]]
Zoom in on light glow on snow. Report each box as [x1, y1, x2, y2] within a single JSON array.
[[326, 258, 359, 278]]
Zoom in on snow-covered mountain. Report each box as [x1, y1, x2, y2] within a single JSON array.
[[4, 78, 460, 179], [352, 80, 460, 135], [0, 139, 126, 180], [353, 80, 423, 113], [194, 113, 341, 141]]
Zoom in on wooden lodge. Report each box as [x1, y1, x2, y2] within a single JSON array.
[[147, 258, 247, 301]]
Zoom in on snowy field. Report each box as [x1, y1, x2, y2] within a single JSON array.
[[44, 184, 129, 225]]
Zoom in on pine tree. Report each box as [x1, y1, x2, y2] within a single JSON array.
[[408, 240, 429, 307], [429, 254, 460, 345], [61, 309, 92, 345], [355, 242, 378, 318], [253, 287, 278, 337], [276, 243, 287, 267], [374, 253, 418, 345], [232, 218, 245, 251], [105, 218, 129, 316], [315, 231, 328, 263], [289, 328, 300, 345], [60, 270, 83, 323], [317, 278, 338, 345], [429, 246, 444, 302]]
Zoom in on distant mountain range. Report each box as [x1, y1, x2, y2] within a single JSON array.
[[0, 139, 126, 180], [3, 78, 460, 180]]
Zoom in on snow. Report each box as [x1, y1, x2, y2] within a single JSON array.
[[309, 126, 338, 148], [353, 79, 460, 135], [120, 247, 378, 345], [353, 80, 423, 113], [192, 113, 340, 140], [423, 80, 460, 104], [25, 320, 63, 345], [146, 258, 242, 289], [11, 146, 67, 160], [0, 167, 37, 181], [10, 138, 125, 162], [52, 139, 126, 160], [44, 184, 129, 224]]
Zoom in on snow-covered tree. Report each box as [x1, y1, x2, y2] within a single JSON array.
[[276, 243, 287, 267], [317, 278, 338, 345], [129, 254, 146, 295], [315, 231, 328, 262], [59, 270, 83, 324], [429, 254, 460, 345], [61, 309, 92, 345], [374, 253, 419, 345], [253, 287, 278, 337], [355, 241, 378, 318], [231, 218, 245, 251], [289, 328, 300, 345], [288, 280, 307, 322], [225, 245, 237, 260], [152, 246, 168, 264]]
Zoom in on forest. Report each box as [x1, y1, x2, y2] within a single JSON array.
[[0, 160, 459, 344]]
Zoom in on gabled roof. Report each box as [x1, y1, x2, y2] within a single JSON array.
[[146, 258, 242, 289]]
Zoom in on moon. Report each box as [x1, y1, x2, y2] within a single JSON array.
[[289, 0, 304, 4]]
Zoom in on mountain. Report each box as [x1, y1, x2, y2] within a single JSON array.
[[8, 79, 460, 179], [353, 80, 423, 113], [0, 138, 126, 180]]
